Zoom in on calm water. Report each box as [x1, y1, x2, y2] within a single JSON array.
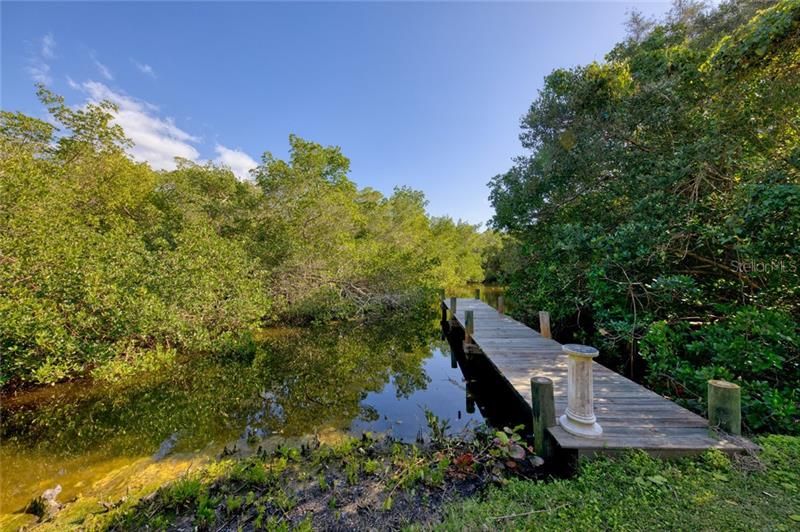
[[0, 290, 506, 525], [448, 284, 510, 313]]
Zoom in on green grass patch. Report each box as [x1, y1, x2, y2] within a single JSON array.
[[436, 435, 800, 531]]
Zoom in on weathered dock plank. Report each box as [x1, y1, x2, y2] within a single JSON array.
[[444, 298, 756, 457]]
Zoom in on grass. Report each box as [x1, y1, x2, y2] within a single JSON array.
[[435, 435, 800, 531]]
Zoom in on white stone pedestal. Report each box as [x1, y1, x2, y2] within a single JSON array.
[[558, 344, 603, 438]]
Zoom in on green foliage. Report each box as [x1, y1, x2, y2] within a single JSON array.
[[160, 477, 204, 509], [479, 231, 519, 284], [1, 87, 488, 385], [642, 307, 799, 433], [424, 408, 452, 442], [0, 88, 268, 385], [193, 491, 216, 527], [490, 425, 530, 463], [703, 0, 800, 74], [254, 135, 493, 321], [490, 0, 800, 434]]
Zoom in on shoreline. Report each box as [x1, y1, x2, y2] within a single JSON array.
[[13, 431, 799, 531]]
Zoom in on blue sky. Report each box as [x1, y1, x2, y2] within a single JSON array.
[[2, 1, 671, 225]]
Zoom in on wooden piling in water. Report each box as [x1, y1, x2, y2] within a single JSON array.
[[708, 380, 741, 436], [497, 295, 505, 315], [449, 297, 457, 320], [539, 311, 551, 339], [531, 376, 556, 460]]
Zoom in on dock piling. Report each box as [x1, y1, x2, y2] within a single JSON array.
[[464, 310, 474, 344], [497, 295, 505, 315], [474, 288, 481, 300], [708, 380, 741, 435], [531, 376, 556, 459], [449, 297, 457, 320], [539, 311, 551, 339]]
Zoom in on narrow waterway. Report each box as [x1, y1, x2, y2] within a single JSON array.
[[0, 288, 507, 528]]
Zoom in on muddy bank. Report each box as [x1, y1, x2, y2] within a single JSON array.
[[99, 426, 546, 531]]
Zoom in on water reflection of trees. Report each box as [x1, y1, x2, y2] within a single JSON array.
[[1, 313, 439, 457]]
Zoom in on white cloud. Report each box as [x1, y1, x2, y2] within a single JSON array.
[[67, 78, 253, 178], [91, 53, 114, 80], [133, 60, 156, 78], [27, 61, 51, 84], [78, 80, 200, 170], [26, 34, 56, 84], [214, 144, 258, 180], [41, 33, 56, 59]]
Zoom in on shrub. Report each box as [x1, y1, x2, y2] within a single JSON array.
[[641, 307, 799, 434]]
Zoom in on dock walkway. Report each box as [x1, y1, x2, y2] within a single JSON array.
[[443, 298, 755, 457]]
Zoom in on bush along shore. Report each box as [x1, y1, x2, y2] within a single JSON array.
[[26, 420, 800, 531]]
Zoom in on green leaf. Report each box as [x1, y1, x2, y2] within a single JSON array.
[[382, 496, 393, 512], [648, 475, 668, 486]]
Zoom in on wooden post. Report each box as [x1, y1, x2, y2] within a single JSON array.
[[559, 344, 602, 438], [497, 295, 505, 315], [539, 311, 551, 339], [449, 297, 457, 320], [708, 380, 741, 435], [531, 376, 556, 459], [441, 302, 447, 322], [439, 288, 446, 301], [450, 350, 457, 369], [474, 288, 481, 300], [464, 310, 474, 344]]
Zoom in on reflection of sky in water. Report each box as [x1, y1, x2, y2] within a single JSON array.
[[350, 347, 483, 440]]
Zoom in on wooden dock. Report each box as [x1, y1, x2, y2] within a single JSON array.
[[443, 298, 756, 458]]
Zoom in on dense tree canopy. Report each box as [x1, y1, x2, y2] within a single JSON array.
[[1, 89, 490, 386], [490, 0, 799, 433]]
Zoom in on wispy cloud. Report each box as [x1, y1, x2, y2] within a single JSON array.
[[77, 80, 199, 170], [27, 61, 51, 84], [133, 60, 156, 78], [26, 34, 56, 84], [66, 76, 81, 90], [91, 53, 114, 80], [214, 144, 258, 180], [41, 33, 56, 60]]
